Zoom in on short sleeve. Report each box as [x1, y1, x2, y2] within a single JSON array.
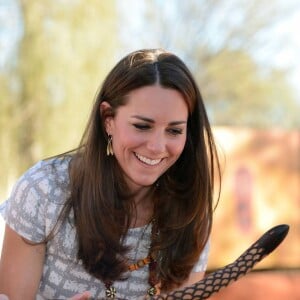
[[1, 161, 49, 242], [192, 240, 210, 272]]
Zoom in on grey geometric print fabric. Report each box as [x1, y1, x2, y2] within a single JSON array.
[[1, 157, 209, 299]]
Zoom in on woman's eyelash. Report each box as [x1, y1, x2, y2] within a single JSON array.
[[133, 123, 150, 130], [133, 124, 184, 135], [168, 128, 183, 135]]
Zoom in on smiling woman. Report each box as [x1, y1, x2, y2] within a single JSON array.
[[0, 49, 220, 299]]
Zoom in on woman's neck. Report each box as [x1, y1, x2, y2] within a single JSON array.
[[130, 187, 154, 228]]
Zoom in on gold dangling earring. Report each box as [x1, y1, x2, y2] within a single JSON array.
[[106, 135, 114, 156]]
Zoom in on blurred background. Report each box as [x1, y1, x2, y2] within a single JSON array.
[[0, 0, 299, 298]]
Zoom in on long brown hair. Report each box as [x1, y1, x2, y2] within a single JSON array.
[[57, 49, 220, 291]]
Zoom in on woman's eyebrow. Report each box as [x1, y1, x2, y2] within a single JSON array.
[[131, 115, 187, 125], [131, 115, 155, 123], [169, 121, 187, 126]]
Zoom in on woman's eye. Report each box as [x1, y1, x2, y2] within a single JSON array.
[[133, 123, 151, 130], [168, 128, 183, 136]]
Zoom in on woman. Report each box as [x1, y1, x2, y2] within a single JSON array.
[[0, 49, 220, 299]]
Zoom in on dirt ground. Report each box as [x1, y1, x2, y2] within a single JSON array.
[[208, 269, 300, 300]]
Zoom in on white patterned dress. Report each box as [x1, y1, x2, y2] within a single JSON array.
[[0, 157, 209, 299]]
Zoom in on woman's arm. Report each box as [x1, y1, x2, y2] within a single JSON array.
[[0, 224, 45, 300]]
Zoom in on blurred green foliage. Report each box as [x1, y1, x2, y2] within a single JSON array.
[[141, 0, 300, 127], [0, 0, 118, 198], [0, 0, 299, 199]]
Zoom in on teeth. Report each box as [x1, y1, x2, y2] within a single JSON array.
[[135, 153, 162, 166]]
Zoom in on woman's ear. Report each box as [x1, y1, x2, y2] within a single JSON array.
[[100, 102, 114, 135]]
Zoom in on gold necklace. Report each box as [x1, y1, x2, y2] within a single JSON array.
[[104, 222, 159, 298]]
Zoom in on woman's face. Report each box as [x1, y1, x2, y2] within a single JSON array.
[[103, 85, 188, 192]]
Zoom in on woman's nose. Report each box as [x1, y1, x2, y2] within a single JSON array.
[[146, 132, 166, 154]]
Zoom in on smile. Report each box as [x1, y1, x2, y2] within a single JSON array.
[[134, 153, 162, 166]]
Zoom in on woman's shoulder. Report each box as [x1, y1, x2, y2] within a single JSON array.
[[1, 155, 73, 242], [9, 155, 73, 206], [21, 155, 72, 186]]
